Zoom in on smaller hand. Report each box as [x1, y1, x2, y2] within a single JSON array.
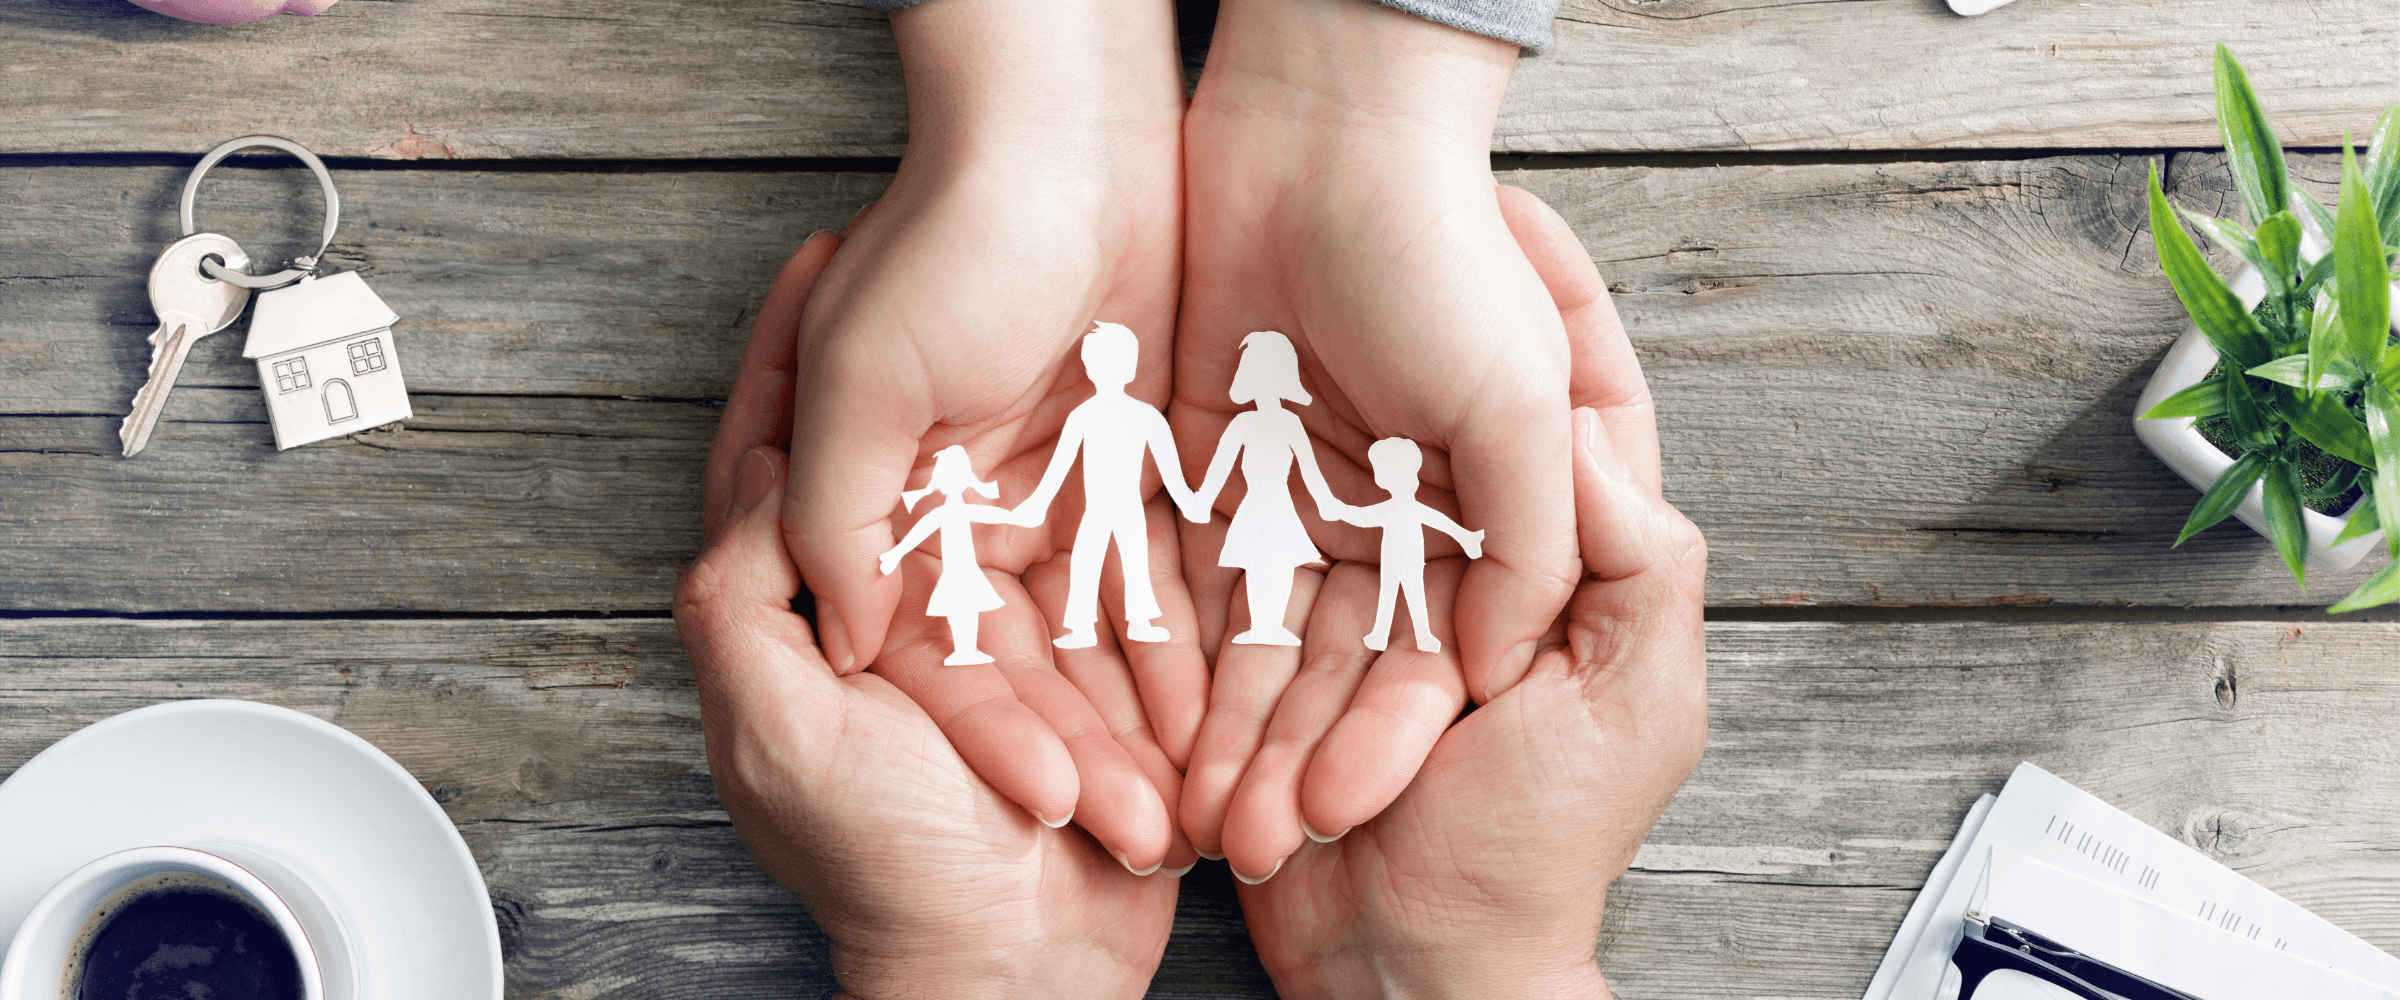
[[1463, 529, 1485, 561], [878, 551, 903, 577], [1321, 502, 1361, 526], [1007, 504, 1046, 529]]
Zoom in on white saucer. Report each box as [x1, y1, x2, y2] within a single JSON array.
[[0, 700, 501, 999]]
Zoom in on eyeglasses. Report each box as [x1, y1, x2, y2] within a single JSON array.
[[1951, 914, 2208, 1000]]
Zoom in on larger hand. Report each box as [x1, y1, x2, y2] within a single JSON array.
[[678, 447, 1180, 999], [1236, 403, 1707, 999]]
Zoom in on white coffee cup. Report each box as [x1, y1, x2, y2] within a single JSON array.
[[0, 846, 335, 1000]]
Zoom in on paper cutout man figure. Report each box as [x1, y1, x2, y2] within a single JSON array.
[[1338, 438, 1484, 653], [1189, 331, 1354, 646], [1013, 322, 1201, 649], [880, 446, 1013, 665]]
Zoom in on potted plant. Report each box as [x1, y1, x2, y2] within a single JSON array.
[[2132, 45, 2400, 613]]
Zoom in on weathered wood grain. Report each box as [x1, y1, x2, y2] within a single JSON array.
[[9, 618, 2400, 998], [5, 156, 2394, 610], [6, 0, 2398, 158], [1525, 0, 2400, 154], [1512, 151, 2400, 608], [2, 0, 906, 160]]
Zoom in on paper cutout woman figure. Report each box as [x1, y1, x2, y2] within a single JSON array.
[[1189, 331, 1354, 646], [1337, 438, 1484, 653], [879, 445, 1013, 665], [1012, 322, 1203, 649]]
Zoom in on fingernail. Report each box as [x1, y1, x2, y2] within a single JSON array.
[[805, 228, 836, 242], [727, 448, 775, 522], [1301, 821, 1349, 844], [1034, 809, 1073, 829], [1575, 407, 1601, 467], [1161, 861, 1197, 878], [1117, 851, 1163, 877], [819, 609, 855, 675], [1198, 850, 1224, 861], [1232, 857, 1284, 885]]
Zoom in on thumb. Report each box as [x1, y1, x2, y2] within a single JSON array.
[[1573, 408, 1703, 584], [1500, 185, 1660, 496], [677, 447, 841, 703]]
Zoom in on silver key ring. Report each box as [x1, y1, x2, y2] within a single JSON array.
[[179, 135, 341, 290]]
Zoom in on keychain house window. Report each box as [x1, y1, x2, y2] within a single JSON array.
[[347, 338, 386, 376], [241, 271, 412, 450], [271, 357, 310, 393]]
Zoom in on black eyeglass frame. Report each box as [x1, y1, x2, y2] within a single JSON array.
[[1950, 915, 2209, 1000]]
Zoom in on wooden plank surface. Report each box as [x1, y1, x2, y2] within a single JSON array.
[[7, 0, 2400, 158], [6, 156, 2394, 610], [9, 618, 2400, 997]]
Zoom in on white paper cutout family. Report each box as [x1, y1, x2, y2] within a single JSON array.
[[879, 323, 1483, 665]]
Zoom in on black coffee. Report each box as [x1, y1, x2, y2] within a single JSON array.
[[71, 876, 301, 1000]]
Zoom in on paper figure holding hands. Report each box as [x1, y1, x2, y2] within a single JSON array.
[[1188, 331, 1355, 646], [1012, 322, 1202, 649], [880, 446, 1013, 665], [1338, 438, 1484, 653]]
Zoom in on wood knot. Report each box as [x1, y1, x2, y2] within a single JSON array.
[[2184, 808, 2274, 860]]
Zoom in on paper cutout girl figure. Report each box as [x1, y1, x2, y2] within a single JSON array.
[[1012, 322, 1203, 649], [879, 445, 1013, 665], [1337, 438, 1484, 653], [1189, 331, 1355, 646]]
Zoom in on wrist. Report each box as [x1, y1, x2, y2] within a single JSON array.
[[890, 0, 1183, 174], [1268, 948, 1611, 1000], [831, 940, 1153, 1000], [1192, 0, 1517, 171]]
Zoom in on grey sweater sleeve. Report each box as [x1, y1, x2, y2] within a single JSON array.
[[859, 0, 1559, 52], [1361, 0, 1556, 51]]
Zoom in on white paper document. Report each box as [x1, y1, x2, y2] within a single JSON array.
[[1865, 762, 2400, 1000]]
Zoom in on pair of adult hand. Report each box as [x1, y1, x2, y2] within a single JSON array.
[[672, 0, 1707, 994], [675, 262, 1704, 996]]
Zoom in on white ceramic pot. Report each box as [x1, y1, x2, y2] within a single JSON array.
[[2132, 264, 2399, 572]]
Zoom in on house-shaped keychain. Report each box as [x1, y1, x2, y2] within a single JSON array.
[[241, 270, 412, 449]]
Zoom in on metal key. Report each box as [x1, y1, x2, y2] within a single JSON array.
[[119, 233, 254, 457]]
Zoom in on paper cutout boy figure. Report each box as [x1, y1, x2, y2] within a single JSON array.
[[1189, 331, 1354, 646], [880, 446, 1013, 665], [1337, 438, 1484, 653], [1012, 322, 1201, 649]]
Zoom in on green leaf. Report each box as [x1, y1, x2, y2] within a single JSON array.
[[2337, 490, 2382, 544], [2256, 211, 2303, 287], [2142, 377, 2226, 419], [2367, 382, 2400, 558], [2262, 455, 2309, 585], [2262, 352, 2367, 394], [2329, 559, 2400, 614], [2307, 284, 2342, 389], [2296, 189, 2339, 248], [2288, 389, 2378, 466], [2301, 252, 2338, 298], [2176, 208, 2265, 270], [2216, 44, 2291, 227], [2221, 360, 2274, 448], [2248, 355, 2316, 388], [2303, 462, 2360, 502], [2150, 163, 2275, 371], [2338, 138, 2391, 377], [2367, 105, 2400, 246], [2177, 450, 2269, 546]]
